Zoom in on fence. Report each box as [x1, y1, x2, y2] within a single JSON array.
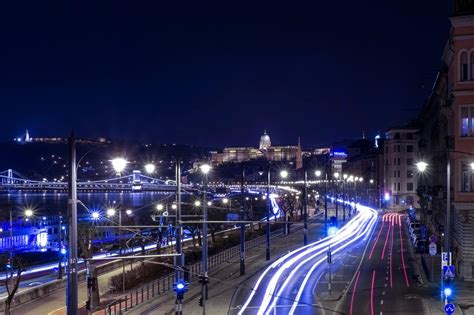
[[104, 229, 281, 314]]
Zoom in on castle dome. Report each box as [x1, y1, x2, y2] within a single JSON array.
[[259, 130, 271, 150]]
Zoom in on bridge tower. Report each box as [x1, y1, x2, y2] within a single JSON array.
[[7, 169, 13, 184]]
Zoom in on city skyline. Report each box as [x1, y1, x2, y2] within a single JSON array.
[[1, 1, 450, 147]]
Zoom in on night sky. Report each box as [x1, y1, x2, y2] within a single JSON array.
[[0, 1, 451, 148]]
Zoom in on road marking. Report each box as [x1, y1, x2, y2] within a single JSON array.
[[381, 222, 391, 260], [371, 270, 376, 315], [349, 270, 361, 315], [369, 219, 384, 260]]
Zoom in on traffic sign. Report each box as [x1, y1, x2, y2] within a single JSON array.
[[430, 234, 437, 243], [442, 252, 451, 267], [444, 303, 455, 314], [429, 243, 437, 256], [327, 250, 332, 264], [443, 265, 455, 279]]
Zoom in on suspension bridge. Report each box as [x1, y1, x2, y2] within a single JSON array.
[[0, 169, 179, 192]]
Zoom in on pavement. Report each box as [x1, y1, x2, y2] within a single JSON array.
[[124, 207, 332, 315]]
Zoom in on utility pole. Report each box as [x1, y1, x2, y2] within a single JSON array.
[[58, 213, 63, 279], [335, 178, 339, 221], [342, 180, 346, 222], [446, 152, 451, 256], [266, 164, 271, 261], [303, 170, 308, 246], [324, 174, 328, 233], [175, 158, 184, 315], [67, 133, 78, 315], [202, 167, 209, 301], [240, 164, 246, 275]]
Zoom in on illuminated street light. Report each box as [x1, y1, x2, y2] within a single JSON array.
[[200, 164, 211, 174], [416, 161, 428, 173], [334, 172, 340, 179], [370, 179, 374, 184], [111, 158, 128, 173], [91, 212, 100, 220], [126, 209, 133, 215], [107, 208, 116, 217], [262, 195, 267, 200], [280, 170, 289, 179], [25, 209, 33, 217], [156, 204, 164, 211], [222, 198, 229, 204], [144, 163, 156, 174], [315, 170, 322, 177], [207, 201, 212, 206], [171, 204, 177, 210], [343, 174, 348, 180], [359, 177, 363, 182], [194, 200, 201, 207]]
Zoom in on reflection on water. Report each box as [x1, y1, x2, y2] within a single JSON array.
[[0, 191, 178, 216]]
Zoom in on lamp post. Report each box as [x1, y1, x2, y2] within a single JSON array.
[[199, 163, 211, 303], [240, 164, 246, 276], [342, 174, 348, 222], [266, 165, 271, 260], [67, 133, 78, 315], [175, 158, 184, 315], [334, 172, 340, 221]]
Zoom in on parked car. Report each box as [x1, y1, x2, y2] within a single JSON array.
[[409, 222, 421, 234], [411, 229, 421, 244], [414, 239, 428, 253]]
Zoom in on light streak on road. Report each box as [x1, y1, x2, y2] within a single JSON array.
[[238, 202, 378, 315]]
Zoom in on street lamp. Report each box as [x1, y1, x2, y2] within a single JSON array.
[[315, 170, 322, 178], [24, 209, 33, 218], [91, 211, 100, 220], [106, 208, 116, 217], [416, 161, 428, 173], [199, 163, 211, 302], [156, 204, 164, 211], [194, 200, 201, 207], [110, 158, 128, 174], [125, 209, 133, 216], [280, 170, 289, 179], [144, 163, 156, 174]]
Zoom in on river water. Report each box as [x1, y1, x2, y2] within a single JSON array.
[[0, 191, 181, 217]]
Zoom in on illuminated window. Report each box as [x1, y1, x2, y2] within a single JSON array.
[[460, 106, 474, 137], [462, 162, 474, 192], [461, 51, 469, 81]]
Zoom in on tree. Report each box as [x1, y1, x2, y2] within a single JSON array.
[[0, 255, 26, 315]]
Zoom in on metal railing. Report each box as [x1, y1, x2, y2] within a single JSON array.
[[104, 229, 281, 314]]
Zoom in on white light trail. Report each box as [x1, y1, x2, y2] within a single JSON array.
[[238, 201, 378, 315]]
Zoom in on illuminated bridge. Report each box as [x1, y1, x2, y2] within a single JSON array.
[[0, 169, 180, 192]]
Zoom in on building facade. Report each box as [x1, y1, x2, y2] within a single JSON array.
[[383, 128, 420, 211], [448, 2, 474, 280], [211, 131, 304, 166]]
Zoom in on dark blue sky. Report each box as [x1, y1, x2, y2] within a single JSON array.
[[0, 1, 451, 147]]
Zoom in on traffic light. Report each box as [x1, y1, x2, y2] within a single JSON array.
[[5, 258, 11, 270], [198, 297, 203, 307], [173, 280, 188, 300]]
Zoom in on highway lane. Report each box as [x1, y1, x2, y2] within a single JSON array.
[[337, 213, 431, 315], [235, 202, 378, 315]]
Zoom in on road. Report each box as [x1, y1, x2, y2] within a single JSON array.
[[335, 212, 434, 315], [232, 203, 378, 315]]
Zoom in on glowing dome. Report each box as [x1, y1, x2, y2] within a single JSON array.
[[259, 130, 271, 150]]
